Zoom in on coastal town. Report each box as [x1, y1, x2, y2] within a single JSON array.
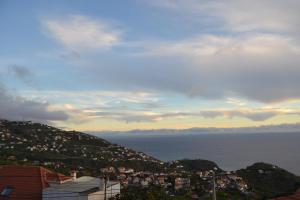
[[0, 163, 249, 200], [99, 163, 250, 198], [2, 0, 300, 199], [0, 120, 254, 199], [0, 120, 299, 199]]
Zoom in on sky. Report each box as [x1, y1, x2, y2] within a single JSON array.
[[1, 0, 300, 131]]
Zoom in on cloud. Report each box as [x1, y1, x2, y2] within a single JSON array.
[[147, 0, 300, 33], [215, 0, 300, 32], [40, 8, 300, 104], [0, 84, 69, 123], [20, 90, 161, 109], [16, 90, 298, 124], [18, 90, 164, 124], [86, 110, 188, 123], [8, 65, 35, 86], [226, 98, 247, 106], [83, 34, 300, 103], [83, 107, 299, 123], [43, 15, 122, 51], [60, 50, 81, 60], [200, 109, 281, 121]]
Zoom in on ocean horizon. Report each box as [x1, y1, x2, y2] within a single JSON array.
[[97, 132, 300, 176]]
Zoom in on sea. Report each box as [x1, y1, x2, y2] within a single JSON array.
[[98, 132, 300, 175]]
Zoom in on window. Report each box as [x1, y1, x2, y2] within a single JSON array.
[[0, 186, 14, 197]]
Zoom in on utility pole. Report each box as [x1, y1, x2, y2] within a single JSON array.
[[212, 171, 217, 200], [104, 176, 107, 200]]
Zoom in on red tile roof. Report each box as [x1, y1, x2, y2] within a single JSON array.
[[0, 165, 72, 200]]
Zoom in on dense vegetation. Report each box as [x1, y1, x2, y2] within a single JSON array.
[[237, 162, 300, 199], [175, 159, 221, 172]]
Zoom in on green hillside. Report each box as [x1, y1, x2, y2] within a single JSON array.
[[237, 162, 300, 199], [0, 120, 163, 175]]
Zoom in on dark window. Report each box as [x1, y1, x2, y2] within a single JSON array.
[[0, 186, 14, 197]]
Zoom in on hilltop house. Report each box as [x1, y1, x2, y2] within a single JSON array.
[[174, 177, 190, 190]]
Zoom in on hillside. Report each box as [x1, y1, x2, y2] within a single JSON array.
[[237, 162, 300, 199], [1, 120, 300, 199], [0, 120, 164, 175]]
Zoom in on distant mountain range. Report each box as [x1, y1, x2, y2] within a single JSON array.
[[91, 123, 300, 137]]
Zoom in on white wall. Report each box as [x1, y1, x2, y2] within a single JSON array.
[[43, 184, 120, 200], [106, 183, 121, 199], [87, 190, 104, 200], [43, 191, 87, 200], [87, 184, 121, 200]]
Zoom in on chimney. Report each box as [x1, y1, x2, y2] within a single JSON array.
[[70, 170, 77, 180]]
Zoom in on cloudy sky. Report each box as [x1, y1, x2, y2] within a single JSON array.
[[1, 0, 300, 131]]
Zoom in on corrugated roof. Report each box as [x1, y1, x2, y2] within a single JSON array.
[[44, 176, 102, 193], [44, 176, 119, 194]]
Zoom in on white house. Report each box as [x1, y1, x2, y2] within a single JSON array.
[[43, 176, 120, 200]]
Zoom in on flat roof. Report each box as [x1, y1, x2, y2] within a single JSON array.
[[44, 176, 101, 193]]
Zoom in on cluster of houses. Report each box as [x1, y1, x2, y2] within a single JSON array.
[[0, 164, 250, 200], [0, 120, 162, 165], [102, 166, 164, 187], [216, 173, 248, 192], [196, 170, 249, 194], [100, 166, 192, 192], [100, 164, 249, 198]]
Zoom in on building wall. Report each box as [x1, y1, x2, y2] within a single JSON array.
[[43, 191, 88, 200], [43, 184, 120, 200], [106, 183, 121, 199], [87, 184, 120, 200], [87, 190, 104, 200]]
